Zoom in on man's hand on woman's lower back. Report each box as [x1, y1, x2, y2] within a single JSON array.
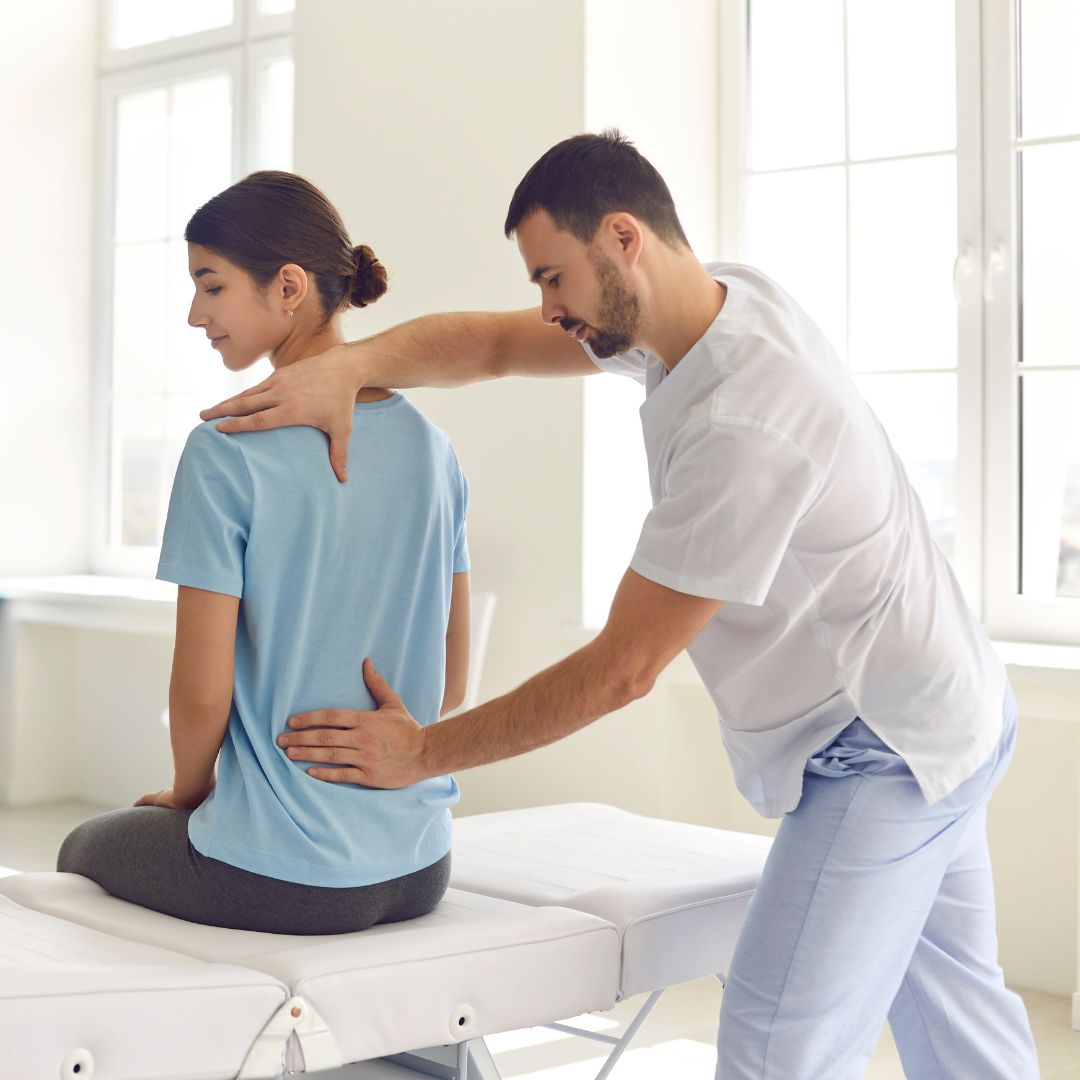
[[276, 659, 430, 788], [199, 343, 362, 483]]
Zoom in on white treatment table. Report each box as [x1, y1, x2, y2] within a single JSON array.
[[0, 804, 771, 1080]]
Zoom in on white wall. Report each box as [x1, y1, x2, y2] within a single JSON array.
[[293, 0, 589, 815], [0, 2, 95, 574]]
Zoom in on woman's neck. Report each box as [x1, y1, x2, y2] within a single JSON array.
[[271, 320, 392, 404]]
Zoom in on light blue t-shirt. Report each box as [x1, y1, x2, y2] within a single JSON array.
[[156, 393, 468, 887]]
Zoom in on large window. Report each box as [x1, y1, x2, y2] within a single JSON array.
[[93, 0, 293, 575], [581, 0, 1079, 645]]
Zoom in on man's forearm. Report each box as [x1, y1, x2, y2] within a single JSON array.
[[419, 640, 646, 776], [347, 312, 507, 390]]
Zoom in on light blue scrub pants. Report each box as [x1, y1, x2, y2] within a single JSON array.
[[715, 686, 1039, 1079]]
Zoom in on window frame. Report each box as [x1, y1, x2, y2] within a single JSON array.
[[91, 0, 292, 577], [982, 0, 1080, 644], [715, 0, 1078, 647]]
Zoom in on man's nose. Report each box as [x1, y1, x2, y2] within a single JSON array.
[[540, 297, 565, 327]]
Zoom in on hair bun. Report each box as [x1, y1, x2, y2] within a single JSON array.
[[350, 244, 388, 308]]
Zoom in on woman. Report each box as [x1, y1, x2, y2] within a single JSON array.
[[57, 171, 470, 934]]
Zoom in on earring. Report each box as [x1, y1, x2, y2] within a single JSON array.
[[286, 309, 294, 318]]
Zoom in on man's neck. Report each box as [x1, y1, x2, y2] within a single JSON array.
[[641, 255, 726, 371]]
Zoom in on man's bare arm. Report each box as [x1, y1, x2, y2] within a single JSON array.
[[200, 308, 594, 481], [277, 570, 724, 787]]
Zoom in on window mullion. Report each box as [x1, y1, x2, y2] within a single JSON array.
[[982, 0, 1024, 639], [953, 0, 985, 612]]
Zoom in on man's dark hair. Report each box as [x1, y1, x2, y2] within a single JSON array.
[[504, 129, 690, 249]]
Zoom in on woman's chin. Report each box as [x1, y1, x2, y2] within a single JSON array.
[[223, 351, 259, 372]]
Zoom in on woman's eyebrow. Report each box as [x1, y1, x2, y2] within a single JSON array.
[[192, 267, 218, 278]]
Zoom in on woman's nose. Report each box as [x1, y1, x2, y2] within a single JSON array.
[[188, 299, 205, 328]]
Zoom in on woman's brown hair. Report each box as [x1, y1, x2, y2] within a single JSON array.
[[185, 170, 387, 323]]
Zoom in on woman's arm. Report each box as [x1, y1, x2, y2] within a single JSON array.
[[168, 585, 240, 809], [440, 573, 471, 717]]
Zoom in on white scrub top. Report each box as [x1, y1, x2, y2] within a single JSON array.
[[584, 262, 1005, 818]]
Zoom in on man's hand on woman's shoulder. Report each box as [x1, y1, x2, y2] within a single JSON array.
[[200, 343, 362, 482]]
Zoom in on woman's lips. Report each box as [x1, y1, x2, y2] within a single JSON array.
[[210, 336, 228, 349]]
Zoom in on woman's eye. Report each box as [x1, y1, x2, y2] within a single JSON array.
[[206, 287, 222, 295], [549, 275, 560, 288]]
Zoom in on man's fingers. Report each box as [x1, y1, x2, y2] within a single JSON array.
[[213, 404, 289, 434], [286, 708, 363, 731], [285, 744, 358, 764], [307, 766, 368, 784], [329, 427, 351, 484], [363, 658, 405, 709]]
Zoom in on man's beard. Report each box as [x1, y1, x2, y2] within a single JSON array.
[[582, 246, 641, 359]]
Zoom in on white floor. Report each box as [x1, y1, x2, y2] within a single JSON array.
[[3, 800, 1078, 1079]]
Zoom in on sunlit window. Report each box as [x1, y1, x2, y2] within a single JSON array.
[[97, 1, 292, 572]]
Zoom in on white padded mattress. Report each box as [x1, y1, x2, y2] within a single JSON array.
[[0, 873, 620, 1066], [0, 892, 287, 1080], [451, 802, 773, 998]]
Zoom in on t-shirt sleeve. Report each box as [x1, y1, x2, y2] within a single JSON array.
[[630, 417, 822, 606], [450, 449, 470, 574], [580, 341, 649, 385], [156, 424, 253, 598]]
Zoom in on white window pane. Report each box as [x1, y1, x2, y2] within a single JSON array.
[[111, 0, 170, 49], [259, 0, 295, 13], [111, 396, 167, 548], [259, 58, 294, 170], [849, 155, 957, 372], [170, 73, 233, 237], [1019, 0, 1080, 140], [847, 0, 956, 160], [748, 0, 846, 171], [172, 0, 233, 39], [745, 167, 847, 360], [112, 0, 232, 49], [114, 88, 169, 243], [582, 376, 650, 629], [1020, 142, 1080, 367], [113, 243, 168, 396], [1020, 373, 1080, 600], [165, 395, 206, 490], [854, 373, 957, 560]]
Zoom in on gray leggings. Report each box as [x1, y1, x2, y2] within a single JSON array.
[[57, 806, 451, 935]]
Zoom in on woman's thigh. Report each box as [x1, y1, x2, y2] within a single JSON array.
[[57, 806, 450, 934]]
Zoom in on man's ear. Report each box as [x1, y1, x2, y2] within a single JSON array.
[[606, 212, 644, 267], [279, 263, 309, 310]]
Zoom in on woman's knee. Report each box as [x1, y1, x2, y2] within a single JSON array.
[[56, 818, 98, 873]]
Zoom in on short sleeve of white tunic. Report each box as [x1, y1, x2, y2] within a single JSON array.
[[630, 417, 822, 605]]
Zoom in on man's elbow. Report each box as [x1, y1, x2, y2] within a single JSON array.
[[608, 666, 658, 712]]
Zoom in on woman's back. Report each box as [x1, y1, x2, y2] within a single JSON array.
[[157, 393, 468, 886]]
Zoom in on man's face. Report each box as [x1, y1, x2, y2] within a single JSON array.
[[516, 210, 641, 358]]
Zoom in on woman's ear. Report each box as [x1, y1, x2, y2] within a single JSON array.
[[278, 264, 309, 313]]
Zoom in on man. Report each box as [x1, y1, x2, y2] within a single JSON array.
[[200, 132, 1039, 1078]]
